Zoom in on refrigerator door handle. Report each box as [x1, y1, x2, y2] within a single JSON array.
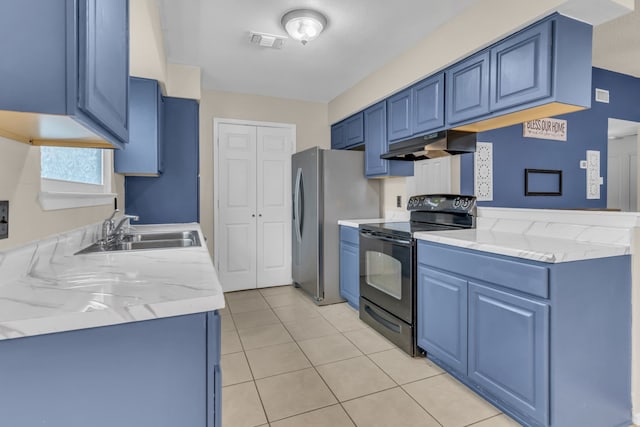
[[294, 167, 303, 243]]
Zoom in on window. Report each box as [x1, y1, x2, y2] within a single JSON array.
[[39, 147, 117, 210]]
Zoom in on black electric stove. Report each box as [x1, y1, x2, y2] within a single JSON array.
[[360, 194, 477, 239], [358, 194, 476, 356]]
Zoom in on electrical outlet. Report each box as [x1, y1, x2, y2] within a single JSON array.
[[396, 195, 402, 208], [0, 200, 8, 240]]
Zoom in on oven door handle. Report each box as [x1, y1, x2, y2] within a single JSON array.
[[359, 231, 412, 246]]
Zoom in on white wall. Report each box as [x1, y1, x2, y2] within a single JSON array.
[[0, 137, 124, 251], [199, 89, 329, 256], [130, 0, 167, 85]]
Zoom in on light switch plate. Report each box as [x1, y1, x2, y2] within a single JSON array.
[[0, 200, 8, 239]]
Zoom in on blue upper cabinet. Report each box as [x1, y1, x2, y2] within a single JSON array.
[[387, 89, 413, 142], [451, 14, 592, 131], [331, 112, 363, 149], [344, 113, 364, 147], [78, 0, 129, 143], [490, 20, 552, 112], [413, 73, 445, 135], [446, 50, 491, 126], [115, 78, 164, 175], [331, 122, 346, 149], [364, 101, 414, 178], [0, 0, 129, 149]]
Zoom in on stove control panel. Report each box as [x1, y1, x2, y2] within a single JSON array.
[[407, 194, 476, 213]]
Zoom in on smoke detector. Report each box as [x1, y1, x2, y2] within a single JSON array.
[[249, 31, 286, 49]]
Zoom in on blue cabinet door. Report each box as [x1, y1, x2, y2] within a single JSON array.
[[413, 73, 445, 134], [207, 311, 222, 427], [344, 113, 364, 148], [490, 20, 552, 112], [417, 266, 468, 375], [468, 282, 549, 425], [339, 227, 360, 309], [387, 88, 413, 141], [125, 97, 199, 224], [331, 122, 346, 149], [78, 0, 129, 142], [365, 101, 389, 176], [446, 50, 490, 125], [365, 101, 414, 177], [115, 78, 162, 175], [0, 313, 209, 427]]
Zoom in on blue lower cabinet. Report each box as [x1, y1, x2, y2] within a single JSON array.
[[207, 311, 222, 427], [416, 265, 467, 375], [339, 226, 360, 309], [0, 311, 221, 427], [417, 241, 631, 427], [468, 282, 549, 425]]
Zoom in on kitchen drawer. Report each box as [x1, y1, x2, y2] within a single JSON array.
[[340, 225, 360, 245], [418, 242, 549, 299]]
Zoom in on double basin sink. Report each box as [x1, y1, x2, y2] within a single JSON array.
[[75, 230, 201, 255]]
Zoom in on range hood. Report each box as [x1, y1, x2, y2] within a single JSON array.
[[381, 130, 476, 161]]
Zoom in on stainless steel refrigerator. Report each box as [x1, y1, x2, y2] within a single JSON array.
[[292, 147, 381, 305]]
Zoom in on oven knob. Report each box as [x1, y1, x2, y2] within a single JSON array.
[[461, 198, 470, 209], [453, 197, 461, 208]]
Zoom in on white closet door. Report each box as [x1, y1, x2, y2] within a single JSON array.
[[218, 124, 257, 292], [256, 127, 293, 287]]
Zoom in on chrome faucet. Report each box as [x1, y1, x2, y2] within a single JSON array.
[[112, 214, 140, 238], [101, 209, 120, 244], [101, 210, 139, 245]]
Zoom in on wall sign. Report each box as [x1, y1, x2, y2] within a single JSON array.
[[523, 118, 567, 141]]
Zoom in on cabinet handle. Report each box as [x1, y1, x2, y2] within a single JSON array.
[[252, 214, 255, 218], [258, 214, 262, 217]]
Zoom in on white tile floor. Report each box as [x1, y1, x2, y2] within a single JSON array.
[[220, 285, 521, 427]]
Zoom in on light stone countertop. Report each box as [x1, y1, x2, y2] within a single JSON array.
[[414, 228, 630, 263], [0, 223, 224, 340], [338, 219, 386, 228]]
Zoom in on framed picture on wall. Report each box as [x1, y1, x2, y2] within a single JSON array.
[[524, 169, 563, 196]]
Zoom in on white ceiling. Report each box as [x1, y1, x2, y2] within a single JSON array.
[[158, 0, 477, 102], [592, 0, 640, 78], [158, 0, 639, 103]]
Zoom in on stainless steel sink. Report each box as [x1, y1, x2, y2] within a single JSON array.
[[75, 230, 201, 255]]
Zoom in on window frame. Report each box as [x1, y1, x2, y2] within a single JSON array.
[[39, 149, 117, 211]]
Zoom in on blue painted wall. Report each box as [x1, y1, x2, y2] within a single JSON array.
[[460, 68, 640, 208], [125, 97, 199, 224]]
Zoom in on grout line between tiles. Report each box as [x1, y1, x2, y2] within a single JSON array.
[[223, 294, 455, 427], [464, 413, 509, 426]]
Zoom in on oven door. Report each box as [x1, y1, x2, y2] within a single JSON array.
[[359, 230, 413, 324]]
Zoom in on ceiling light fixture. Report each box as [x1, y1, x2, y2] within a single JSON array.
[[281, 9, 327, 45]]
